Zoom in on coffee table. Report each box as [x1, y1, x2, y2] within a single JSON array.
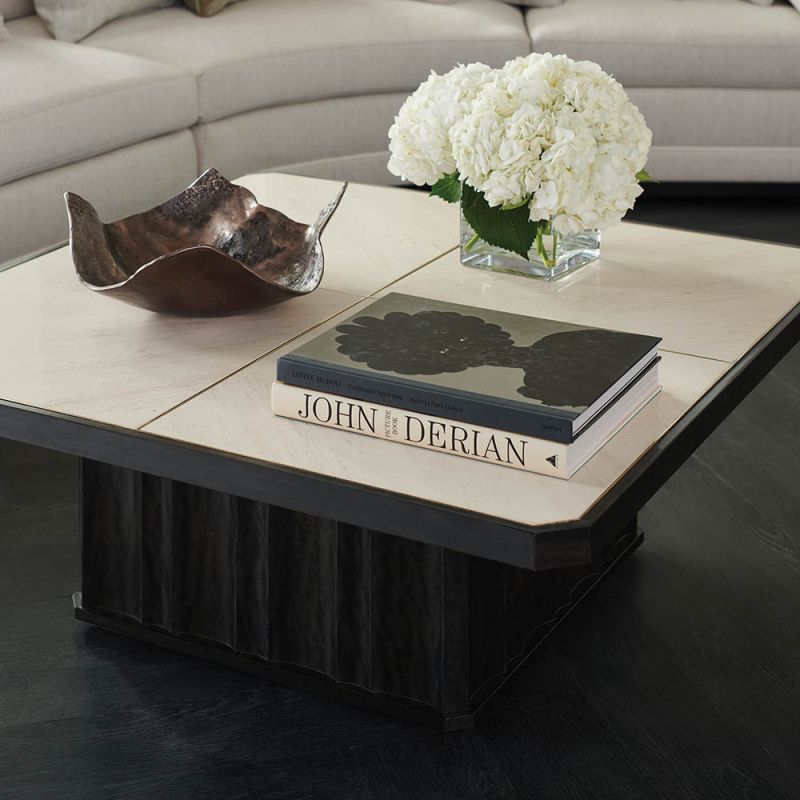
[[1, 173, 798, 729]]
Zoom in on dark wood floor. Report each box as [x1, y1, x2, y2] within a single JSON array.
[[2, 189, 799, 800]]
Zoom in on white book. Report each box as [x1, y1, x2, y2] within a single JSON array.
[[271, 370, 661, 479]]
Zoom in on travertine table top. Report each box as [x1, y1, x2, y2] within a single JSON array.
[[1, 172, 798, 527]]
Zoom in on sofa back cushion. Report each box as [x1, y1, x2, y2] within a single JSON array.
[[33, 0, 173, 41], [0, 0, 34, 20]]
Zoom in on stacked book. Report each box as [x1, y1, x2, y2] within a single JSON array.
[[272, 293, 662, 479]]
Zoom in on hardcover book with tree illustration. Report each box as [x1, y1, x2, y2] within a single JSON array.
[[276, 293, 661, 445]]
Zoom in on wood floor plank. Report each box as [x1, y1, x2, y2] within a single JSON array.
[[2, 717, 377, 800], [627, 194, 800, 246], [0, 463, 15, 512], [772, 338, 800, 387], [0, 541, 78, 608], [352, 730, 523, 800]]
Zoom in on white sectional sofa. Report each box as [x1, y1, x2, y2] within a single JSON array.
[[1, 0, 798, 264]]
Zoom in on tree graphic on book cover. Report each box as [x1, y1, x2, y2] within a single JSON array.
[[334, 309, 647, 408]]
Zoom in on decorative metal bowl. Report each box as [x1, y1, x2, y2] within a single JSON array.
[[65, 169, 348, 316]]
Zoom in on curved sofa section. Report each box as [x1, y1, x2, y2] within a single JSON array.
[[1, 0, 798, 265]]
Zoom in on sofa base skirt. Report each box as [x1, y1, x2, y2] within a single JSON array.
[[0, 131, 197, 267], [644, 146, 800, 184], [5, 87, 798, 268], [275, 146, 800, 187], [268, 152, 401, 186], [193, 87, 800, 186], [193, 93, 407, 186]]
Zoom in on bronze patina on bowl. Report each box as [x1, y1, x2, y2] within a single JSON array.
[[65, 169, 348, 316]]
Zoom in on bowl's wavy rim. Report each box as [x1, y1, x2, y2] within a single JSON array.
[[69, 241, 317, 297], [65, 169, 347, 298]]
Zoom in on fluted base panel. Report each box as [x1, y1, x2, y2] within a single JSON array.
[[76, 459, 642, 728]]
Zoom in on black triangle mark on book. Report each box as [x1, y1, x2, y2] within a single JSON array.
[[546, 455, 558, 468], [276, 293, 662, 444]]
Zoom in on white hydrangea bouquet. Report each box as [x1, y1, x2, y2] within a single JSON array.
[[388, 53, 653, 279]]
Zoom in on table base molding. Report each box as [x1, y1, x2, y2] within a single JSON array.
[[76, 459, 642, 729]]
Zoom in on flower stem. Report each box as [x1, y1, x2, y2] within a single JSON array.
[[464, 232, 480, 252], [534, 222, 557, 270], [535, 225, 545, 264]]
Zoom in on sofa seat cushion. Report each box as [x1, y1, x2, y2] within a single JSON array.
[[0, 38, 197, 185], [526, 0, 800, 89], [83, 0, 530, 123], [5, 13, 50, 36]]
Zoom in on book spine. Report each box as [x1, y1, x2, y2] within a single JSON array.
[[271, 382, 570, 479], [276, 356, 574, 444]]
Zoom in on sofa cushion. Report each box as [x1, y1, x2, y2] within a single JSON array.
[[0, 38, 197, 185], [0, 0, 33, 20], [33, 0, 174, 43], [5, 12, 49, 35], [83, 0, 530, 123], [525, 0, 800, 89]]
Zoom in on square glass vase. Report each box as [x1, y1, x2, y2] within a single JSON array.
[[460, 207, 600, 281]]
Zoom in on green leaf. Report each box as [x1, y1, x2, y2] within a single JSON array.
[[460, 182, 538, 259], [636, 169, 656, 183], [430, 172, 461, 203]]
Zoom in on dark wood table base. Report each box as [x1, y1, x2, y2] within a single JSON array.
[[75, 458, 642, 729]]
